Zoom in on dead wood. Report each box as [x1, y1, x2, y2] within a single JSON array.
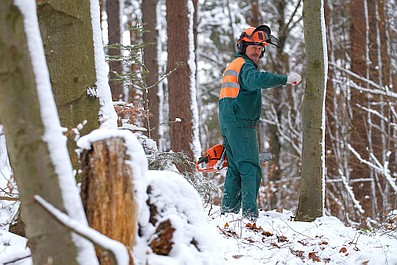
[[81, 137, 137, 265]]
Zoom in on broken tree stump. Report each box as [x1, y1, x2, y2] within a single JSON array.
[[80, 137, 137, 265]]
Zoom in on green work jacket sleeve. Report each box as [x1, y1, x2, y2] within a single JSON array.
[[219, 54, 289, 129], [238, 57, 288, 90]]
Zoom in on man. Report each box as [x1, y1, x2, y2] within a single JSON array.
[[219, 25, 301, 222]]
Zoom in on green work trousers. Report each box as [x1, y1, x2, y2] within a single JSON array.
[[220, 126, 262, 220]]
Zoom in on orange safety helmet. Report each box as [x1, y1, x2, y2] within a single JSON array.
[[237, 25, 279, 57]]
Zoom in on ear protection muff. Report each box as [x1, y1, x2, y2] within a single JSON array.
[[237, 25, 279, 58], [237, 40, 266, 58]]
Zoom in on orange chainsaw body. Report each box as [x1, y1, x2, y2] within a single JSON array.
[[196, 144, 228, 172]]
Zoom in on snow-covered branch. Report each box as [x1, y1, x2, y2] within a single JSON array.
[[355, 104, 397, 129], [347, 144, 397, 193], [330, 63, 397, 99], [340, 175, 365, 214], [34, 195, 129, 265], [260, 104, 302, 156]]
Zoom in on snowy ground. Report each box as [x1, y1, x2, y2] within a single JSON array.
[[1, 204, 396, 265], [1, 129, 396, 265], [206, 206, 397, 265]]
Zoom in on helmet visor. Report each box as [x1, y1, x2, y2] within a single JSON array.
[[244, 31, 269, 46], [253, 31, 269, 43]]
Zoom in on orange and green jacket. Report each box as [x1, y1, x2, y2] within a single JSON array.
[[218, 53, 287, 129]]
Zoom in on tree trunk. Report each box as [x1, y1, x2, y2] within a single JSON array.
[[36, 0, 101, 170], [295, 0, 327, 222], [142, 0, 160, 142], [81, 137, 137, 265], [0, 2, 97, 263], [107, 0, 124, 101], [166, 0, 199, 162], [247, 0, 262, 27]]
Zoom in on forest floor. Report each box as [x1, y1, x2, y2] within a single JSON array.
[[0, 205, 396, 264], [206, 206, 397, 265]]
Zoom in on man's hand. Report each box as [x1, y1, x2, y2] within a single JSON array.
[[287, 73, 302, 85]]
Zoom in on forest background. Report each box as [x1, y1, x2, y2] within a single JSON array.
[[114, 0, 396, 228], [1, 0, 396, 232]]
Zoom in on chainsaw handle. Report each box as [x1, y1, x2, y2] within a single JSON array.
[[197, 156, 208, 164]]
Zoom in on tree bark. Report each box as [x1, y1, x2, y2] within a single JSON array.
[[295, 0, 327, 222], [107, 0, 124, 100], [0, 2, 95, 263], [166, 0, 198, 161], [142, 0, 160, 142], [36, 0, 101, 170], [81, 137, 137, 265]]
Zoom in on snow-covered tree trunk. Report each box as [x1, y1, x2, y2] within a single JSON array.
[[295, 0, 327, 222], [36, 0, 101, 170], [0, 1, 98, 263]]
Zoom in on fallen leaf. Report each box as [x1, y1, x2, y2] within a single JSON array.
[[245, 238, 255, 243], [339, 247, 348, 253], [290, 248, 304, 258], [277, 235, 289, 242], [298, 240, 308, 246], [308, 252, 321, 262], [270, 242, 280, 248], [262, 230, 274, 237]]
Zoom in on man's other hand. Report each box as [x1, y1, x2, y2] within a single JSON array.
[[287, 73, 302, 85]]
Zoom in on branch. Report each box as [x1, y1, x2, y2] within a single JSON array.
[[3, 254, 31, 265], [0, 196, 19, 201], [330, 63, 397, 99], [355, 104, 397, 129], [285, 0, 303, 34], [340, 175, 365, 214], [34, 195, 129, 265], [347, 145, 397, 193]]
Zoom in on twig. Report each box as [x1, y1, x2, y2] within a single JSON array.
[[3, 254, 32, 265], [0, 196, 19, 201], [281, 219, 317, 240], [34, 195, 129, 265]]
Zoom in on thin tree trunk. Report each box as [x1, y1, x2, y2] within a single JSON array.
[[295, 0, 327, 222], [107, 0, 124, 100], [142, 0, 160, 142]]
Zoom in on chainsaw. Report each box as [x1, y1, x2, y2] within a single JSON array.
[[196, 144, 273, 173]]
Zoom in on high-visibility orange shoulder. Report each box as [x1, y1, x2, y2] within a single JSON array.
[[219, 57, 245, 99]]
